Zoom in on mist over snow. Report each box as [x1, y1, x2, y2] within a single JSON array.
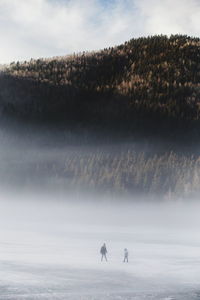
[[0, 192, 200, 299], [0, 127, 200, 298], [0, 0, 200, 63]]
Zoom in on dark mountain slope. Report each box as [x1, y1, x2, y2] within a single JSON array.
[[0, 35, 200, 137]]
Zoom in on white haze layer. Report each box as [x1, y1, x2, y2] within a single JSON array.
[[0, 127, 199, 299], [0, 192, 200, 299], [0, 0, 200, 63]]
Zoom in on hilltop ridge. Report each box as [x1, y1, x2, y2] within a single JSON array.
[[0, 34, 200, 137]]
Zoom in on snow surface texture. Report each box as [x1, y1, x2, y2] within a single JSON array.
[[0, 194, 200, 300]]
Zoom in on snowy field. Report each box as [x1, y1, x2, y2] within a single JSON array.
[[0, 193, 200, 300]]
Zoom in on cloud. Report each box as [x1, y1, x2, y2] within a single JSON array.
[[136, 0, 200, 37], [0, 0, 200, 63]]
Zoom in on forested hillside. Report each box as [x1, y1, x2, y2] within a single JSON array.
[[0, 35, 200, 137]]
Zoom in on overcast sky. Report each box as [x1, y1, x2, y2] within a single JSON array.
[[0, 0, 200, 63]]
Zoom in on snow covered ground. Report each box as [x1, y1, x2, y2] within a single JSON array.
[[0, 193, 200, 299]]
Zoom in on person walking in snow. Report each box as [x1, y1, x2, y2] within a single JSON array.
[[123, 248, 128, 263], [100, 243, 108, 261]]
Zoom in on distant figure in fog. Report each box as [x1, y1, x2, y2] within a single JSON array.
[[100, 243, 107, 261], [123, 248, 128, 262]]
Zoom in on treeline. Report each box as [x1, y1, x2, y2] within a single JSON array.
[[2, 146, 200, 198], [61, 150, 200, 198], [0, 35, 200, 136]]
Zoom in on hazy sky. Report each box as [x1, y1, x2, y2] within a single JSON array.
[[0, 0, 200, 63]]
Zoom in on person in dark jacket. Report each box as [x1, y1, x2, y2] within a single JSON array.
[[100, 243, 108, 261], [123, 248, 128, 262]]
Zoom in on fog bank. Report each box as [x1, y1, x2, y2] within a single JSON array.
[[0, 193, 200, 299]]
